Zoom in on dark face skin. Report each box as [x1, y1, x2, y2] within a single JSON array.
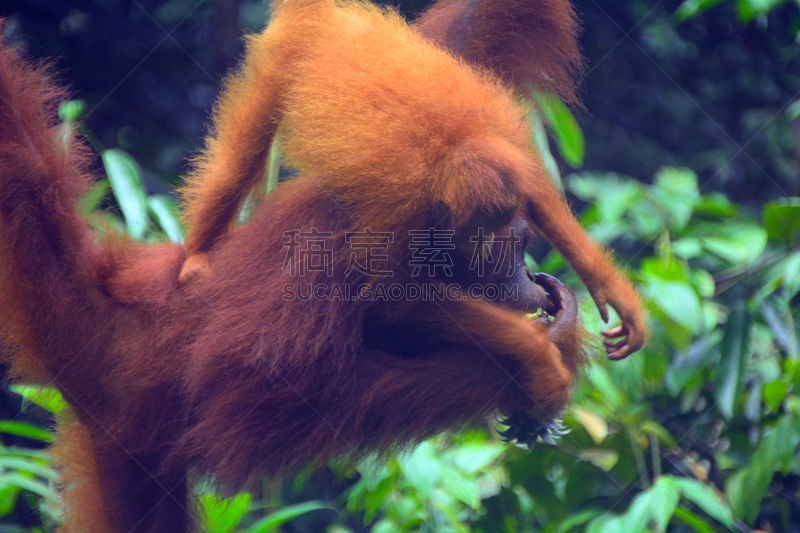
[[451, 215, 551, 314], [364, 213, 576, 356], [362, 212, 580, 445], [453, 213, 581, 445]]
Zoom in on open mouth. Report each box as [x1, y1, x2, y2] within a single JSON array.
[[526, 272, 567, 319], [525, 308, 553, 321], [499, 272, 574, 447]]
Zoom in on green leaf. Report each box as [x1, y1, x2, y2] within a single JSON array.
[[440, 467, 480, 509], [346, 478, 367, 514], [528, 110, 563, 190], [728, 411, 800, 522], [0, 456, 57, 480], [782, 252, 800, 298], [577, 448, 619, 471], [200, 492, 251, 533], [586, 514, 625, 533], [759, 298, 797, 357], [536, 93, 585, 169], [524, 252, 539, 273], [772, 415, 800, 472], [653, 167, 699, 195], [650, 477, 681, 531], [725, 469, 757, 523], [242, 501, 334, 533], [554, 509, 601, 533], [431, 491, 469, 533], [58, 100, 87, 123], [652, 167, 698, 230], [399, 442, 441, 498], [0, 484, 20, 517], [673, 0, 727, 21], [448, 443, 505, 475], [691, 268, 715, 299], [539, 249, 566, 274], [700, 224, 767, 264], [715, 305, 752, 420], [671, 238, 703, 259], [587, 365, 624, 409], [764, 197, 800, 246], [358, 457, 393, 491], [642, 277, 703, 335], [0, 448, 49, 460], [266, 136, 282, 193], [569, 174, 641, 223], [695, 193, 737, 218], [621, 489, 654, 533], [79, 179, 111, 217], [735, 0, 788, 21], [102, 148, 148, 240], [672, 506, 717, 533], [147, 195, 184, 244], [362, 476, 393, 523], [0, 421, 53, 443], [762, 379, 787, 412], [640, 256, 692, 284], [674, 478, 734, 528], [0, 473, 54, 499], [640, 421, 677, 448], [9, 385, 66, 415], [370, 519, 396, 533], [572, 406, 609, 443]]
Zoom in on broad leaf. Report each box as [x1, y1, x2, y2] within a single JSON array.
[[102, 148, 148, 240], [243, 501, 334, 533], [764, 197, 800, 247], [715, 306, 752, 420], [147, 195, 184, 244]]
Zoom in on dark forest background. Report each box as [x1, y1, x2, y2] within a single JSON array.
[[1, 0, 798, 205], [2, 1, 800, 532]]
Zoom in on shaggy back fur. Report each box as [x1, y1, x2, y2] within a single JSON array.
[[0, 1, 644, 531]]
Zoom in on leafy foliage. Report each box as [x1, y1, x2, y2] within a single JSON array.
[[4, 99, 800, 532], [2, 0, 800, 529]]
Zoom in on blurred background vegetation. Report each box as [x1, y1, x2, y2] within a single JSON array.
[[1, 0, 800, 531]]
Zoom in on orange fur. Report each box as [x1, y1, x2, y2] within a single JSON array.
[[181, 0, 646, 359], [0, 1, 646, 530], [50, 417, 111, 533]]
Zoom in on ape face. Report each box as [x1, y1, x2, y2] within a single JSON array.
[[361, 212, 579, 447], [364, 213, 576, 359], [451, 215, 555, 316]]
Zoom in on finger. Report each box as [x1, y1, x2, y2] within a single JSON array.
[[610, 302, 647, 355], [597, 302, 609, 323], [601, 325, 626, 338], [607, 345, 632, 360], [590, 290, 609, 323], [604, 338, 626, 350], [618, 314, 645, 354], [625, 328, 645, 354]]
